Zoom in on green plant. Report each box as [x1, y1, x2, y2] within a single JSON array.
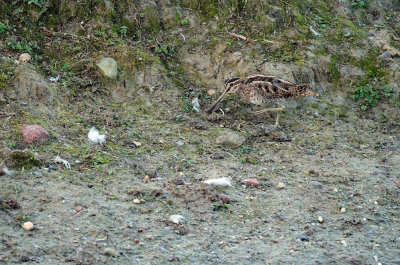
[[0, 22, 8, 34], [181, 92, 193, 113], [120, 25, 127, 37], [353, 85, 394, 110], [155, 45, 174, 55], [6, 39, 40, 53], [351, 0, 365, 8]]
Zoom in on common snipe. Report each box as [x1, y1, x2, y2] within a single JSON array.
[[206, 74, 318, 127]]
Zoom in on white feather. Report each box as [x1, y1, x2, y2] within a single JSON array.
[[88, 127, 106, 143], [204, 177, 232, 187], [192, 97, 201, 112]]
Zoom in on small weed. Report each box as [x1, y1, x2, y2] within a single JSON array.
[[120, 25, 127, 38], [351, 0, 365, 9], [6, 39, 40, 53], [181, 92, 193, 113], [213, 203, 230, 211], [155, 45, 174, 56], [0, 22, 8, 34], [353, 85, 393, 110]]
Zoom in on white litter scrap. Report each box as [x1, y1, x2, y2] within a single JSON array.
[[191, 97, 201, 112], [88, 127, 106, 143], [169, 215, 184, 224], [52, 156, 71, 169], [309, 26, 321, 37], [204, 177, 232, 187], [49, 75, 60, 82]]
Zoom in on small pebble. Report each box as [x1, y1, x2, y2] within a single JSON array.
[[26, 180, 35, 186], [133, 199, 141, 204], [145, 234, 154, 240], [75, 205, 83, 212], [31, 171, 43, 177], [296, 235, 309, 242], [318, 216, 324, 223], [245, 195, 255, 201], [103, 247, 117, 257], [219, 194, 230, 204], [277, 182, 286, 189], [305, 149, 315, 155], [340, 207, 346, 213], [134, 239, 140, 244], [167, 255, 179, 262], [207, 89, 216, 96], [132, 140, 142, 147], [19, 53, 31, 62], [19, 256, 30, 262], [311, 181, 323, 188], [341, 240, 347, 247], [169, 215, 184, 224], [23, 221, 34, 231], [160, 246, 169, 253], [376, 198, 389, 206], [244, 179, 259, 187]]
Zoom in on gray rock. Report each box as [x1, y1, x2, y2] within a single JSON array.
[[216, 131, 245, 148], [305, 149, 315, 155], [96, 58, 118, 78], [376, 198, 389, 206], [379, 50, 392, 60], [311, 181, 323, 188]]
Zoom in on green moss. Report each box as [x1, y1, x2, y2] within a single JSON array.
[[9, 150, 41, 169], [142, 5, 161, 33], [328, 55, 341, 84]]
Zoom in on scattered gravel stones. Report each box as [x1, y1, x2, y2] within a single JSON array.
[[96, 57, 118, 78], [22, 125, 50, 144], [318, 216, 324, 223], [244, 179, 259, 187], [216, 131, 245, 148], [75, 205, 83, 212], [133, 199, 141, 204]]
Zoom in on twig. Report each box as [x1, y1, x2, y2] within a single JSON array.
[[2, 115, 14, 129], [228, 32, 247, 41]]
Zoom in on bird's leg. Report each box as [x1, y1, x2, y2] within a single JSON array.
[[253, 103, 286, 127]]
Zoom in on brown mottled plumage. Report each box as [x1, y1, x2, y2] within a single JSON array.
[[206, 74, 318, 126]]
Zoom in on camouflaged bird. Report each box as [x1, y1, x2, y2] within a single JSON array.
[[206, 74, 318, 126]]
